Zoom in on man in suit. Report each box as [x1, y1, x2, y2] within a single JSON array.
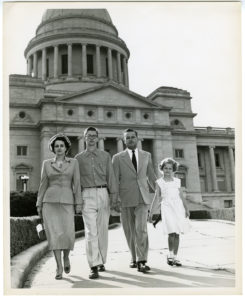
[[112, 128, 156, 273]]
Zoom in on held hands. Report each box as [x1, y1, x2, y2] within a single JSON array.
[[185, 209, 190, 218], [75, 204, 83, 215], [147, 211, 153, 223]]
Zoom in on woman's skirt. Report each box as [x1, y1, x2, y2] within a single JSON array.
[[42, 202, 75, 250]]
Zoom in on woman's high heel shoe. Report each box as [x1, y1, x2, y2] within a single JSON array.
[[64, 257, 71, 274], [55, 268, 63, 280]]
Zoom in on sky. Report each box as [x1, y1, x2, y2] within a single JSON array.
[[3, 1, 242, 128]]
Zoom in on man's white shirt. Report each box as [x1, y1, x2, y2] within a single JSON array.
[[126, 148, 139, 169]]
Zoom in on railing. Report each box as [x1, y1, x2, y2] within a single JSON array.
[[195, 126, 235, 135]]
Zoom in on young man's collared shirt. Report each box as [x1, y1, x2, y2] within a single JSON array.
[[75, 148, 117, 195]]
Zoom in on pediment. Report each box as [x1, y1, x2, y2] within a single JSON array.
[[55, 84, 160, 109]]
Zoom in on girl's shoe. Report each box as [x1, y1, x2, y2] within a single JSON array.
[[173, 259, 182, 267], [167, 257, 174, 266]]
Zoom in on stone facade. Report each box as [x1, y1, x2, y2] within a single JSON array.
[[9, 9, 235, 209]]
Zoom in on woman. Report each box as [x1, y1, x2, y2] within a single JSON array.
[[36, 133, 83, 279]]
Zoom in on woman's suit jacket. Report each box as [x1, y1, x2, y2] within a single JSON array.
[[112, 149, 156, 207], [36, 157, 82, 207]]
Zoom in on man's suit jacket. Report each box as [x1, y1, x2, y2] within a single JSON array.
[[112, 149, 156, 207], [36, 157, 82, 207]]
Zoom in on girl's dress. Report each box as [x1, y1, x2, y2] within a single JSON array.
[[156, 177, 191, 235]]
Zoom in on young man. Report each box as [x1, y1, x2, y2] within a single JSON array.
[[75, 127, 117, 279], [112, 129, 156, 273]]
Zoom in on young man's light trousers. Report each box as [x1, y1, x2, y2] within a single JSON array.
[[82, 187, 110, 268]]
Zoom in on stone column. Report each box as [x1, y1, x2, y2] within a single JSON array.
[[78, 136, 85, 152], [107, 48, 113, 80], [82, 44, 87, 77], [54, 45, 59, 79], [209, 146, 218, 192], [117, 52, 122, 83], [117, 138, 124, 153], [27, 56, 32, 76], [98, 138, 105, 151], [123, 57, 129, 87], [228, 146, 235, 191], [42, 48, 47, 81], [68, 44, 72, 78], [137, 139, 143, 150], [152, 139, 164, 176], [33, 52, 38, 78], [96, 45, 101, 78], [40, 132, 53, 163]]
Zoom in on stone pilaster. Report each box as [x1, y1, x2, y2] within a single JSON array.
[[68, 44, 72, 78], [42, 48, 47, 81], [117, 138, 124, 153], [209, 146, 218, 191], [98, 138, 105, 151], [33, 52, 38, 78], [54, 45, 59, 78], [27, 56, 32, 76], [137, 139, 143, 150], [123, 57, 129, 87], [82, 44, 87, 77], [107, 48, 113, 80], [228, 146, 235, 191], [78, 136, 85, 153], [117, 52, 122, 83]]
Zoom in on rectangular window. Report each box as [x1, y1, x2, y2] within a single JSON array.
[[175, 149, 184, 159], [224, 200, 233, 208], [87, 54, 94, 74], [17, 146, 27, 156], [215, 153, 221, 167], [61, 54, 68, 74]]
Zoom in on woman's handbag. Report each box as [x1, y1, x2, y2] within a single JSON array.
[[36, 222, 46, 241]]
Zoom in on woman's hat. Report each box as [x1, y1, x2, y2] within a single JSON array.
[[48, 133, 71, 153]]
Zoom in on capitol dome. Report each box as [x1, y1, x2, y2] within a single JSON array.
[[24, 9, 130, 90]]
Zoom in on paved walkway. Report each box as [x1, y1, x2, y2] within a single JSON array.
[[24, 220, 235, 292]]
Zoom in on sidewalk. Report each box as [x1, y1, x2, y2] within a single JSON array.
[[23, 220, 236, 293]]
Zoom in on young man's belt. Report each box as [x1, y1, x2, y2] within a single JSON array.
[[85, 185, 107, 189]]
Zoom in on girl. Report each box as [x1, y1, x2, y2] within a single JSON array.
[[149, 158, 190, 267]]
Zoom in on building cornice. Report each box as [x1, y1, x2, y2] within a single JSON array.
[[25, 31, 129, 57], [10, 103, 40, 108], [170, 112, 197, 118], [38, 120, 172, 131]]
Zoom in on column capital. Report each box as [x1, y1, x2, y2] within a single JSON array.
[[209, 145, 215, 149], [116, 137, 123, 141]]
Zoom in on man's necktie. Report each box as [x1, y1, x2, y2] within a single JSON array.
[[132, 150, 137, 171]]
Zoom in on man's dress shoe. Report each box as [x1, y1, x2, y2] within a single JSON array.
[[89, 266, 99, 279], [129, 261, 137, 268]]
